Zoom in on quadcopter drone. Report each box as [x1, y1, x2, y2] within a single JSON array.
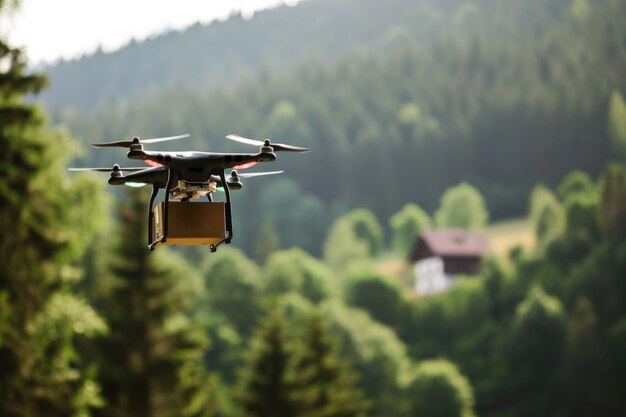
[[70, 133, 310, 251]]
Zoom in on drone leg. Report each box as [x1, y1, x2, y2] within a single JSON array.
[[219, 171, 233, 244], [163, 169, 175, 243], [147, 185, 159, 250]]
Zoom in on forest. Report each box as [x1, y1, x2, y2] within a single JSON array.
[[2, 0, 626, 416]]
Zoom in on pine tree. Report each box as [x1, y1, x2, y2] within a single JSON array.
[[236, 308, 297, 417], [290, 312, 368, 417], [390, 203, 432, 260], [95, 189, 216, 417], [435, 183, 488, 230], [0, 3, 108, 415], [599, 163, 626, 242], [565, 297, 605, 417], [407, 360, 475, 417], [607, 90, 626, 160], [254, 224, 279, 266]]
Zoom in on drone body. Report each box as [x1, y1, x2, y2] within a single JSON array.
[[70, 134, 309, 252]]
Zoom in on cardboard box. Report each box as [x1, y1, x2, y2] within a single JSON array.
[[153, 201, 226, 246]]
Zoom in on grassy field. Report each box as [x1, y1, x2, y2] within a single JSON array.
[[484, 218, 535, 261]]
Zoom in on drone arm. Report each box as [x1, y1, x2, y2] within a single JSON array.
[[222, 152, 276, 169]]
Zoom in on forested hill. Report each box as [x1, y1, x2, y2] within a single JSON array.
[[50, 0, 625, 256], [42, 0, 580, 108]]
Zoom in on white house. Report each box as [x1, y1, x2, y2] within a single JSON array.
[[410, 229, 489, 295]]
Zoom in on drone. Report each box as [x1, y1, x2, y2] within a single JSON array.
[[69, 133, 310, 252]]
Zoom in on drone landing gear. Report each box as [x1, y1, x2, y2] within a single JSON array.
[[148, 184, 159, 251], [219, 170, 233, 246], [146, 170, 233, 252]]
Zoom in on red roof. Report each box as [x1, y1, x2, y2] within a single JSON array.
[[419, 229, 489, 257]]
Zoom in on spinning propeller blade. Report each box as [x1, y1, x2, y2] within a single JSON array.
[[225, 134, 310, 152], [215, 170, 284, 192], [68, 167, 148, 172], [91, 133, 190, 148], [238, 171, 283, 178]]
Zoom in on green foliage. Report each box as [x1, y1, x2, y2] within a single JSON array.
[[344, 267, 406, 328], [570, 0, 591, 22], [396, 101, 441, 142], [95, 190, 214, 417], [506, 286, 566, 417], [51, 0, 626, 246], [435, 183, 488, 229], [254, 224, 279, 266], [276, 292, 316, 325], [606, 318, 626, 413], [323, 209, 384, 270], [390, 203, 432, 259], [200, 313, 244, 384], [564, 192, 600, 241], [290, 312, 369, 417], [0, 6, 107, 415], [262, 248, 336, 303], [607, 90, 626, 159], [257, 178, 326, 255], [564, 297, 605, 417], [344, 209, 385, 257], [202, 247, 261, 336], [236, 308, 297, 417], [321, 301, 414, 417], [558, 170, 595, 200], [323, 217, 369, 270], [529, 185, 565, 247], [598, 163, 626, 242], [236, 307, 368, 417], [5, 1, 626, 416], [406, 359, 475, 417]]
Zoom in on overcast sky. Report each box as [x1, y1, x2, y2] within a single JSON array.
[[2, 0, 299, 65]]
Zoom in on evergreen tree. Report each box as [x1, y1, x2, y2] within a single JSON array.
[[202, 247, 261, 337], [254, 224, 280, 266], [322, 301, 414, 417], [564, 297, 604, 417], [598, 163, 626, 242], [344, 267, 405, 329], [290, 312, 369, 417], [506, 287, 566, 417], [0, 3, 107, 415], [344, 209, 385, 257], [558, 170, 595, 201], [435, 183, 488, 230], [262, 248, 335, 304], [323, 217, 369, 270], [607, 90, 626, 160], [236, 308, 297, 417], [529, 185, 565, 248], [406, 359, 475, 417], [95, 189, 216, 417], [390, 203, 432, 259]]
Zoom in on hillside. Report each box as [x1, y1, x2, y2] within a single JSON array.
[[41, 0, 579, 108], [47, 0, 626, 256]]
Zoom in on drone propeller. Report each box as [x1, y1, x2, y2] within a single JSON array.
[[68, 166, 148, 172], [237, 170, 283, 178], [225, 134, 310, 153], [215, 170, 284, 192], [91, 133, 190, 148]]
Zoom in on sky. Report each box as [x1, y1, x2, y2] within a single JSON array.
[[2, 0, 299, 65]]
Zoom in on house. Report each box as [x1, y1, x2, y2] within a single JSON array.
[[409, 229, 489, 295]]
